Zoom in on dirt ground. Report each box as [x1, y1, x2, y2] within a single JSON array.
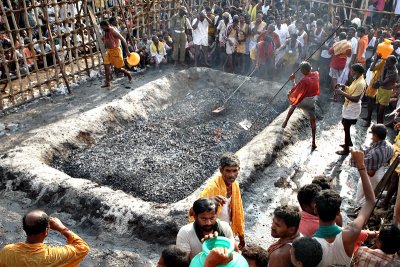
[[0, 65, 395, 266]]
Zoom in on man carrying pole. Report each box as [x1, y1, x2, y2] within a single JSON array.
[[282, 61, 320, 150]]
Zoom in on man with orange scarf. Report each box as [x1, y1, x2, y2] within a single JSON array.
[[195, 153, 245, 250], [282, 61, 320, 150]]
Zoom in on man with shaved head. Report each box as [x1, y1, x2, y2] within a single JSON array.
[[0, 209, 89, 266]]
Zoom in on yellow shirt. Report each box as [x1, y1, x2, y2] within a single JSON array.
[[344, 75, 366, 105], [150, 41, 166, 57], [0, 231, 89, 267], [248, 4, 259, 22]]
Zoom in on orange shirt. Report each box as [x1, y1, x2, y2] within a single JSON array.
[[356, 35, 368, 64], [0, 231, 89, 267], [23, 47, 35, 65]]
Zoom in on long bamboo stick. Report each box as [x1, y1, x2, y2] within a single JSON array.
[[304, 0, 395, 15], [42, 0, 71, 94], [21, 0, 41, 99], [32, 0, 52, 94]]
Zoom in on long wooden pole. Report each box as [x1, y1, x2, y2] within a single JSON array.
[[304, 0, 395, 15], [42, 0, 71, 94], [116, 0, 135, 45]]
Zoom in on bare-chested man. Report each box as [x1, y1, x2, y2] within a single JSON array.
[[100, 20, 131, 88]]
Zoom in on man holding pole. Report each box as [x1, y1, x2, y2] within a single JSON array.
[[100, 20, 132, 88], [282, 61, 320, 150]]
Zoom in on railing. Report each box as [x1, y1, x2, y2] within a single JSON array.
[[0, 0, 179, 111]]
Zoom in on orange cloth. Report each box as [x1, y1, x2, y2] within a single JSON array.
[[288, 71, 320, 106], [353, 230, 369, 254], [298, 210, 319, 237], [0, 231, 89, 267], [104, 47, 124, 68], [356, 35, 368, 64], [23, 47, 35, 65], [191, 174, 245, 237], [332, 39, 352, 55], [366, 60, 385, 97]]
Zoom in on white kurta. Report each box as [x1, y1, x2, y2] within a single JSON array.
[[192, 18, 209, 46]]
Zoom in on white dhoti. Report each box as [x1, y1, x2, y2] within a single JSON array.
[[337, 64, 350, 85], [355, 166, 386, 206]]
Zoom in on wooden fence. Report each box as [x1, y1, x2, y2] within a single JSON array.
[[0, 0, 180, 111]]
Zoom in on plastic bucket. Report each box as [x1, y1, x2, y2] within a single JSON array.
[[189, 237, 249, 267]]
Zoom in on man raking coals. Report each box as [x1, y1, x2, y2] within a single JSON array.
[[282, 61, 320, 150], [100, 20, 132, 88]]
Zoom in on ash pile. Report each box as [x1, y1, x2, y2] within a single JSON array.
[[52, 84, 281, 203]]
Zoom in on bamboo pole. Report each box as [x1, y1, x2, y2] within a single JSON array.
[[76, 0, 91, 77], [32, 0, 52, 94], [0, 0, 179, 110], [0, 1, 19, 106], [21, 0, 42, 99], [11, 1, 33, 101], [43, 0, 72, 94], [69, 4, 83, 82], [362, 0, 369, 25], [304, 0, 395, 15], [5, 0, 29, 102], [50, 2, 62, 90], [349, 0, 354, 21]]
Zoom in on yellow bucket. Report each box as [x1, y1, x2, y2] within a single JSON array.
[[127, 52, 140, 67]]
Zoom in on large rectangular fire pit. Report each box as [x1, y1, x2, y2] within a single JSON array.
[[0, 68, 290, 243]]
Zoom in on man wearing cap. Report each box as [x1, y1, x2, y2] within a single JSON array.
[[335, 64, 366, 156], [171, 6, 192, 66], [354, 124, 393, 206]]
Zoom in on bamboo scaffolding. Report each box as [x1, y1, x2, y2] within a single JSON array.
[[304, 0, 396, 15], [0, 0, 179, 111], [21, 0, 41, 99]]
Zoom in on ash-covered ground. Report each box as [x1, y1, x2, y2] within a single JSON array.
[[52, 83, 282, 203]]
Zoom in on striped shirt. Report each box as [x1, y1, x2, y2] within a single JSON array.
[[223, 23, 238, 44], [352, 247, 395, 267], [364, 140, 393, 172]]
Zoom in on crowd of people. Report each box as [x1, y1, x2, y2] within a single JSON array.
[[2, 149, 399, 266], [3, 0, 400, 266], [0, 0, 99, 92]]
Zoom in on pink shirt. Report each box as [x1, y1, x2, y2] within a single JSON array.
[[298, 210, 319, 237]]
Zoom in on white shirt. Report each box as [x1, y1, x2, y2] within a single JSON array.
[[351, 37, 358, 55], [217, 20, 227, 43], [345, 36, 358, 65], [192, 18, 209, 46], [297, 31, 307, 47], [219, 197, 232, 223], [288, 21, 297, 35], [275, 24, 289, 45], [261, 5, 270, 15], [176, 221, 235, 259], [365, 37, 377, 59], [315, 232, 352, 267]]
